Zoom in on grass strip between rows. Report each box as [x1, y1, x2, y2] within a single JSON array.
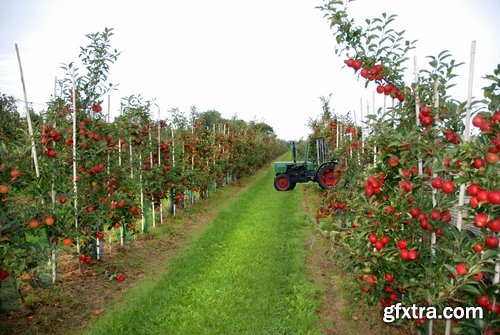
[[82, 165, 322, 335]]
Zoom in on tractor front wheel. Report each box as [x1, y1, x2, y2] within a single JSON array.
[[317, 164, 337, 189], [274, 174, 292, 191]]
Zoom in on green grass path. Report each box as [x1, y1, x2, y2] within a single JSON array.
[[83, 166, 321, 335]]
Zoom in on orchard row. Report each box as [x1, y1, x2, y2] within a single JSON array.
[[315, 1, 499, 333], [0, 28, 287, 300]]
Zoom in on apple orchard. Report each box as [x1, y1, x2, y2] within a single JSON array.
[[0, 1, 499, 334], [311, 1, 499, 334], [0, 28, 287, 310]]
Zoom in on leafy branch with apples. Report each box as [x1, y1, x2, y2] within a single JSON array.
[[315, 0, 499, 333]]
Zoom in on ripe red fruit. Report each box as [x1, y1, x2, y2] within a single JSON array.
[[374, 241, 383, 251], [44, 216, 55, 225], [430, 210, 441, 221], [485, 236, 499, 248], [399, 249, 409, 260], [97, 232, 104, 239], [368, 234, 378, 244], [376, 85, 385, 94], [441, 180, 456, 194], [467, 184, 481, 196], [63, 238, 72, 246], [420, 220, 431, 230], [472, 158, 485, 169], [486, 152, 499, 165], [469, 197, 479, 208], [473, 272, 484, 281], [385, 206, 395, 214], [380, 236, 390, 246], [474, 213, 489, 228], [420, 106, 431, 116], [444, 129, 460, 144], [476, 295, 489, 308], [488, 218, 500, 232], [29, 220, 40, 229], [488, 191, 500, 204], [345, 58, 355, 67], [388, 293, 398, 301], [472, 243, 483, 253], [0, 270, 9, 282], [480, 120, 493, 132], [383, 84, 394, 95], [408, 249, 418, 261], [472, 113, 484, 128], [421, 116, 433, 126], [384, 274, 394, 282], [91, 105, 102, 112], [431, 177, 443, 189], [397, 240, 407, 250], [117, 274, 125, 282], [477, 190, 489, 202], [455, 263, 468, 276], [398, 181, 412, 193], [48, 150, 57, 158], [409, 208, 420, 218], [352, 59, 362, 71], [388, 157, 399, 167], [415, 317, 426, 326], [494, 111, 500, 123]]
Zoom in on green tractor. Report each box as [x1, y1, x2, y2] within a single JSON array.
[[273, 137, 338, 191]]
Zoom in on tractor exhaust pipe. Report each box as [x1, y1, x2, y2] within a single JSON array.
[[292, 141, 297, 163]]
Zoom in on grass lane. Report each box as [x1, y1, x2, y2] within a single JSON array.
[[83, 166, 321, 335]]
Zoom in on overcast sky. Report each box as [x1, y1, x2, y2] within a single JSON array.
[[0, 0, 498, 140]]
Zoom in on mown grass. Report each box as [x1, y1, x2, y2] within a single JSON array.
[[82, 166, 322, 335]]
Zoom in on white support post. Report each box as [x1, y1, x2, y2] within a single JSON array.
[[15, 44, 40, 178]]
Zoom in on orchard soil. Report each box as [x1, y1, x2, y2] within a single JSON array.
[[3, 167, 416, 335]]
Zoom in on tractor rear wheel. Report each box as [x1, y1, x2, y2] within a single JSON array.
[[274, 174, 292, 191], [317, 164, 337, 189]]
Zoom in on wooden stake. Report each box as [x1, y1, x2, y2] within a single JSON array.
[[148, 127, 155, 228], [70, 68, 79, 255], [414, 56, 423, 176], [156, 105, 163, 225], [15, 44, 40, 177]]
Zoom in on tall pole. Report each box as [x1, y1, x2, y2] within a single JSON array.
[[15, 44, 40, 178], [70, 68, 79, 255]]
